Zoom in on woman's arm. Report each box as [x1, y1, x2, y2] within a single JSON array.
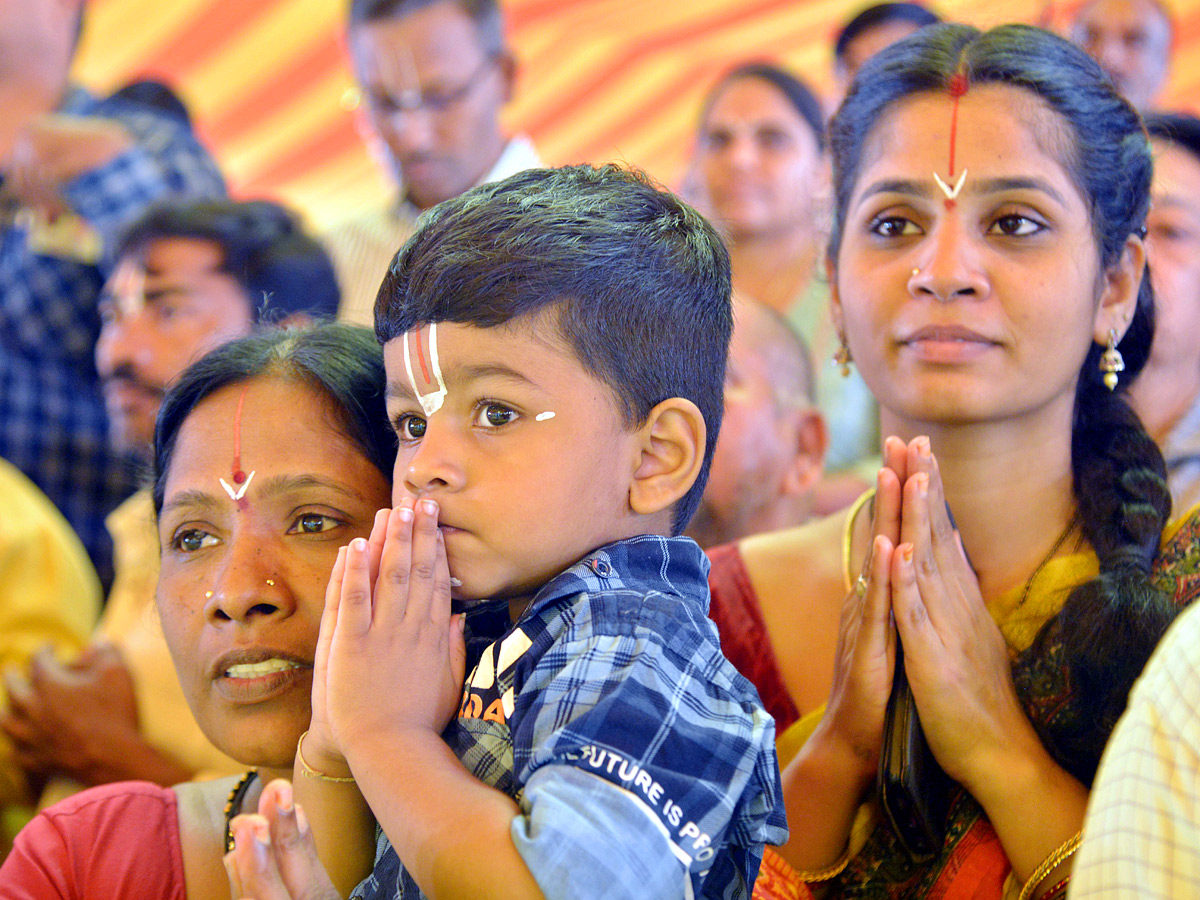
[[775, 454, 908, 873]]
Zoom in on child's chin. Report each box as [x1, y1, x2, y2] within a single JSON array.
[[449, 591, 494, 613]]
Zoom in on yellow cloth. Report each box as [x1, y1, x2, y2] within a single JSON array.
[[776, 509, 1199, 877], [39, 490, 241, 807], [0, 459, 101, 807]]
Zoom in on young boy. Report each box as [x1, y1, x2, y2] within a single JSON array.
[[235, 164, 786, 899]]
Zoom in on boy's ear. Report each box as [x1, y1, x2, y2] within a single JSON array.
[[628, 398, 706, 519]]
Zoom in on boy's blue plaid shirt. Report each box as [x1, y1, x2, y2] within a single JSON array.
[[355, 534, 787, 900]]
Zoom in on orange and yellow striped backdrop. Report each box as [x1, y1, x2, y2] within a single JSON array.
[[74, 0, 1200, 229]]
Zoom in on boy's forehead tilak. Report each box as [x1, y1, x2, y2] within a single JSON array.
[[387, 324, 563, 423], [402, 323, 448, 416]]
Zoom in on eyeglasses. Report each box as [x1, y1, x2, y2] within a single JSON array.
[[354, 55, 498, 118]]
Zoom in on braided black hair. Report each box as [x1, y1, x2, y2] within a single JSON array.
[[829, 23, 1176, 783]]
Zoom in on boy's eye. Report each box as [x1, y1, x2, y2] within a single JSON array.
[[869, 215, 920, 238], [172, 528, 218, 553], [476, 403, 518, 428], [396, 414, 427, 441], [988, 214, 1043, 237], [288, 513, 341, 535]]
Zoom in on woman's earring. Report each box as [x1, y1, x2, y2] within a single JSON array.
[[1100, 329, 1125, 391], [833, 339, 852, 378]]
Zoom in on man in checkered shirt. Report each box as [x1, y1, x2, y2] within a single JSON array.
[[0, 0, 225, 589]]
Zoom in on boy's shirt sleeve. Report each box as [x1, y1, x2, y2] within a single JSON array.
[[506, 586, 788, 900]]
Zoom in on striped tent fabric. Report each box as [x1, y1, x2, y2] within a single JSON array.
[[76, 0, 1200, 229]]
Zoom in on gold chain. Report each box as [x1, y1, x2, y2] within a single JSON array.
[[841, 488, 876, 593], [1015, 516, 1079, 612]]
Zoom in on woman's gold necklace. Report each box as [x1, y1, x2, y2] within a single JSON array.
[[1015, 516, 1079, 612]]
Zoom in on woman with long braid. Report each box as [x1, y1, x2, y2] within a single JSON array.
[[708, 22, 1200, 900]]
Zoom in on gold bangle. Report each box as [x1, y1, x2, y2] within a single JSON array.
[[795, 846, 851, 883], [841, 487, 876, 593], [1017, 832, 1082, 900], [296, 729, 356, 783]]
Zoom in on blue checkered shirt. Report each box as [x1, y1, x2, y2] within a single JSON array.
[[0, 86, 225, 587], [353, 535, 788, 900]]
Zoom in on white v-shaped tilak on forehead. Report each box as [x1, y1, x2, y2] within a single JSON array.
[[935, 69, 970, 209], [404, 322, 448, 416], [219, 471, 254, 501], [933, 170, 967, 200]]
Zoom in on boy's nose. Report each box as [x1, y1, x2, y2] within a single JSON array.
[[399, 422, 466, 495]]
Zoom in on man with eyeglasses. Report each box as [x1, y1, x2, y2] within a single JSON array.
[[330, 0, 542, 324]]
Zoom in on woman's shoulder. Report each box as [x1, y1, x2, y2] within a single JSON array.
[[721, 513, 848, 716], [1, 781, 184, 898], [36, 779, 177, 824], [736, 511, 848, 602]]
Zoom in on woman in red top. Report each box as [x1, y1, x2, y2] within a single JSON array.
[[0, 324, 393, 899]]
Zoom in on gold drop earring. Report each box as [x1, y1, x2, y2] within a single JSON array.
[[833, 338, 852, 378], [1099, 329, 1125, 390]]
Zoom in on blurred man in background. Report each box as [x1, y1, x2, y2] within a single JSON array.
[[1069, 0, 1173, 109], [0, 0, 225, 591], [330, 0, 541, 323], [832, 2, 941, 101], [686, 299, 826, 549]]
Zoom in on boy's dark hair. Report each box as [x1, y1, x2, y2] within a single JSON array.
[[153, 324, 395, 515], [348, 0, 504, 56], [1144, 111, 1200, 164], [116, 199, 340, 323], [834, 3, 941, 69], [374, 163, 732, 534], [701, 62, 826, 151]]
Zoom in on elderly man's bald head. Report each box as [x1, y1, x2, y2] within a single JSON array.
[[686, 298, 826, 548]]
